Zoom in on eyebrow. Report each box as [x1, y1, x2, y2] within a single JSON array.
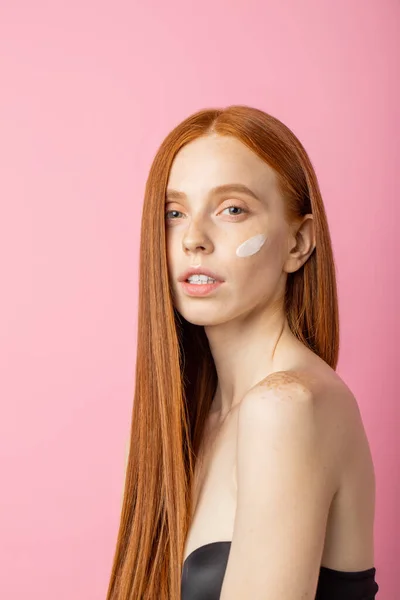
[[165, 183, 262, 203]]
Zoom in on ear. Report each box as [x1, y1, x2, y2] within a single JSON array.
[[283, 214, 316, 274]]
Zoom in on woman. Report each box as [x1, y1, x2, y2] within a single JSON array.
[[106, 105, 379, 599]]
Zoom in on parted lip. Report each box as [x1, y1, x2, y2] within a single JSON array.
[[178, 267, 224, 282]]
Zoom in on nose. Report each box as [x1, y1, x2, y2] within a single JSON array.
[[182, 222, 213, 255], [183, 237, 208, 253]]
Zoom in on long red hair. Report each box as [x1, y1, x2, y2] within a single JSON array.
[[105, 105, 339, 599]]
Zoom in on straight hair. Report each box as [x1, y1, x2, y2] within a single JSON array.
[[105, 105, 339, 599]]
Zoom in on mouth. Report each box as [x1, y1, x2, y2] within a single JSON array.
[[178, 268, 224, 283], [180, 279, 223, 297]]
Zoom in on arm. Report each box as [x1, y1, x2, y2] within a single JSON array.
[[220, 383, 340, 600]]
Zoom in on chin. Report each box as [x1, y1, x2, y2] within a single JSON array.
[[177, 309, 231, 327]]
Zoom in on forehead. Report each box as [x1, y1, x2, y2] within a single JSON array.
[[166, 134, 277, 201]]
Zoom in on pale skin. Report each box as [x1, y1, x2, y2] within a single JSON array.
[[128, 133, 376, 598]]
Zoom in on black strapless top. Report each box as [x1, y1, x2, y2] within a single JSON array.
[[181, 541, 379, 600]]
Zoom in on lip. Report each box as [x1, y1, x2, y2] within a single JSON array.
[[180, 280, 223, 297], [178, 267, 224, 282]]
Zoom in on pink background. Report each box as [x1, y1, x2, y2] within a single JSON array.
[[0, 1, 398, 598]]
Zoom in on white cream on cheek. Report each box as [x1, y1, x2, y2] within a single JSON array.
[[235, 233, 267, 257]]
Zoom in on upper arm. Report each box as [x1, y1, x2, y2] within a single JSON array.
[[220, 383, 339, 600]]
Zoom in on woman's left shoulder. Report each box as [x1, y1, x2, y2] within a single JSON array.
[[240, 366, 362, 474], [245, 365, 360, 418]]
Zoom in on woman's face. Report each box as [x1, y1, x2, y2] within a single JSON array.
[[165, 133, 310, 326]]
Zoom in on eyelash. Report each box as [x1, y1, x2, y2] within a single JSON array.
[[165, 205, 248, 221]]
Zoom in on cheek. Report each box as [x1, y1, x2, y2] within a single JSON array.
[[234, 233, 285, 278], [235, 233, 267, 257], [166, 231, 179, 258]]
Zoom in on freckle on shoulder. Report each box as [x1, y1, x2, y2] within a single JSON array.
[[245, 369, 315, 404]]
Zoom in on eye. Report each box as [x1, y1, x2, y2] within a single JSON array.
[[164, 204, 248, 221], [165, 209, 184, 220], [220, 205, 248, 218]]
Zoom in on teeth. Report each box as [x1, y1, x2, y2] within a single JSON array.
[[187, 274, 216, 284]]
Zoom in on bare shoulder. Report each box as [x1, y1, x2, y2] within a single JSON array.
[[238, 367, 367, 495], [243, 366, 364, 437], [231, 366, 377, 573]]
